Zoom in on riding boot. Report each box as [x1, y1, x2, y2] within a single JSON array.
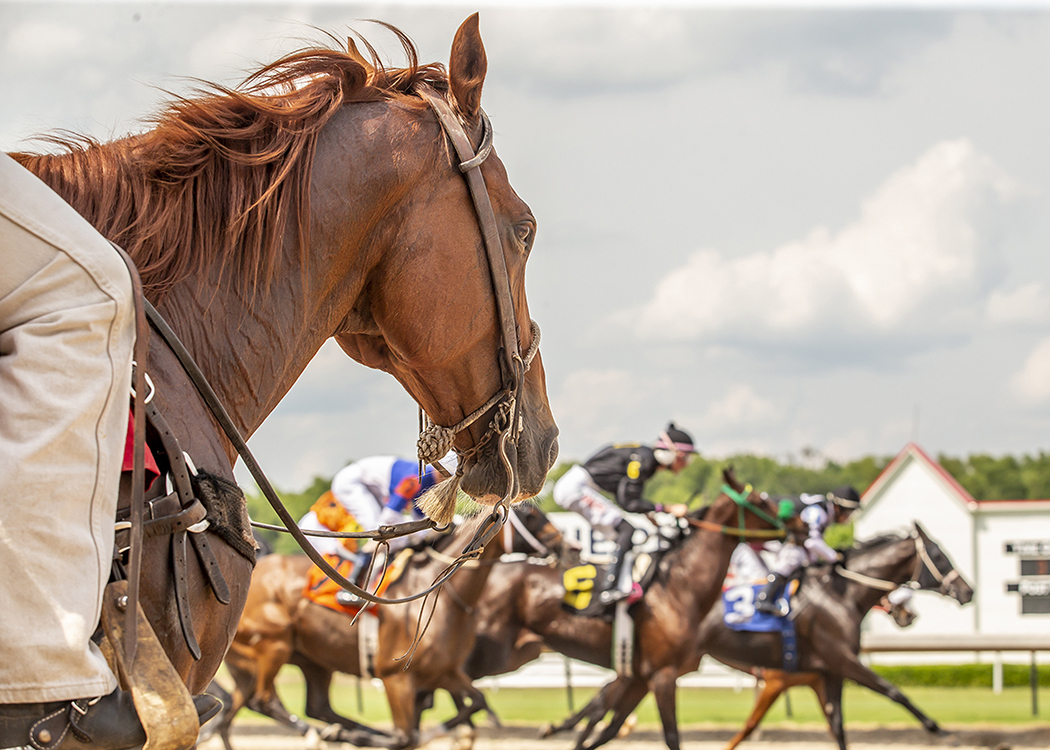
[[599, 520, 637, 604], [0, 688, 220, 750], [333, 551, 369, 608], [754, 572, 789, 616]]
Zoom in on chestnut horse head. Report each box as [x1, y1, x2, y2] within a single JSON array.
[[13, 14, 557, 508]]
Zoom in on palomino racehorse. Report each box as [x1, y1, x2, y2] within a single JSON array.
[[217, 505, 565, 749], [545, 522, 974, 750], [10, 14, 557, 701]]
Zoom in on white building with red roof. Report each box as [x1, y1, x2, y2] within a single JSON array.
[[855, 442, 1050, 662]]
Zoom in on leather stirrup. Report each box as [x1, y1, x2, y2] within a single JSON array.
[[98, 581, 199, 750]]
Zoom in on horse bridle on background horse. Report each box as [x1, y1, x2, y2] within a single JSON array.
[[834, 527, 961, 596], [685, 483, 786, 541], [124, 84, 542, 626]]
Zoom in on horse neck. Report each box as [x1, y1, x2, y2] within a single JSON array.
[[437, 520, 506, 608], [660, 499, 741, 619], [19, 111, 398, 450], [843, 538, 918, 614]]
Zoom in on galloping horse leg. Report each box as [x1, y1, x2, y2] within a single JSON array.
[[291, 653, 393, 742], [213, 656, 311, 750], [834, 654, 945, 735], [540, 677, 624, 738], [651, 666, 683, 750], [821, 673, 847, 750], [578, 677, 649, 750], [417, 673, 489, 746], [724, 670, 789, 750], [382, 671, 420, 749]]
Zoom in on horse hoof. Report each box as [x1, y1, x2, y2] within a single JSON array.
[[538, 723, 553, 739], [617, 714, 638, 738], [304, 727, 321, 750], [452, 725, 476, 750]]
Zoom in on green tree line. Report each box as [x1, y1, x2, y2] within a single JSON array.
[[247, 450, 1050, 554]]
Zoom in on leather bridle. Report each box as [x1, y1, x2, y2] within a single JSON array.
[[414, 85, 541, 508]]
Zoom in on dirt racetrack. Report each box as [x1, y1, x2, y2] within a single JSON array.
[[204, 723, 1050, 750]]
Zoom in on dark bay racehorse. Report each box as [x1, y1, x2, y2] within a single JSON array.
[[461, 474, 789, 735], [9, 14, 557, 697], [217, 505, 564, 749], [545, 522, 974, 750]]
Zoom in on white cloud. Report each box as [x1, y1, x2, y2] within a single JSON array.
[[631, 139, 1015, 350], [1012, 338, 1050, 404], [986, 283, 1050, 325], [550, 369, 636, 431], [704, 383, 777, 425], [4, 21, 85, 70]]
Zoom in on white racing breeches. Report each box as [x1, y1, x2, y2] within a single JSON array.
[[0, 153, 134, 702], [553, 464, 624, 539]]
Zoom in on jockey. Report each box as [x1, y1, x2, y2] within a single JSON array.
[[754, 485, 861, 615], [553, 422, 696, 604], [299, 454, 455, 567], [0, 153, 218, 749]]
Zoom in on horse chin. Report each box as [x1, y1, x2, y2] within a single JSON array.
[[952, 582, 975, 605]]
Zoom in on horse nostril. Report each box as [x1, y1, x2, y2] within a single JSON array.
[[547, 437, 560, 470]]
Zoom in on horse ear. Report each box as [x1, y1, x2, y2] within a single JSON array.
[[449, 13, 488, 121], [722, 466, 744, 494], [913, 520, 929, 539]]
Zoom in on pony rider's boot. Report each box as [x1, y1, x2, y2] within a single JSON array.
[[754, 572, 789, 616], [599, 519, 637, 605], [0, 688, 221, 750]]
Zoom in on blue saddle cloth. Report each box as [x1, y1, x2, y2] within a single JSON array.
[[721, 584, 798, 671]]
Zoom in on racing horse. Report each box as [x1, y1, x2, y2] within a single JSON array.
[[460, 472, 789, 725], [216, 505, 565, 749], [9, 13, 557, 700], [719, 593, 917, 750], [544, 522, 974, 750]]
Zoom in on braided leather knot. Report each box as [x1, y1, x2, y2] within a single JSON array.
[[417, 423, 455, 465]]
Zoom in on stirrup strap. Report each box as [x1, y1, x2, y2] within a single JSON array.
[[109, 241, 148, 667]]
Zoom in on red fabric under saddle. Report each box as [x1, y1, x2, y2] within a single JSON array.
[[122, 407, 160, 487]]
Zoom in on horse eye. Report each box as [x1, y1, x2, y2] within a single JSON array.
[[514, 222, 534, 251]]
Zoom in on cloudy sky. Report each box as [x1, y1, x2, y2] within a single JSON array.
[[5, 1, 1050, 490]]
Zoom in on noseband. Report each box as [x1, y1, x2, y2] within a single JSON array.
[[415, 86, 540, 506]]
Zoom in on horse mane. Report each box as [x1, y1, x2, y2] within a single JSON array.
[[840, 531, 908, 563], [9, 24, 448, 301]]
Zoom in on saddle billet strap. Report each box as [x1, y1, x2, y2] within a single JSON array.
[[109, 241, 148, 665], [190, 532, 231, 604], [141, 398, 230, 657], [171, 529, 201, 661], [116, 493, 206, 538]]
